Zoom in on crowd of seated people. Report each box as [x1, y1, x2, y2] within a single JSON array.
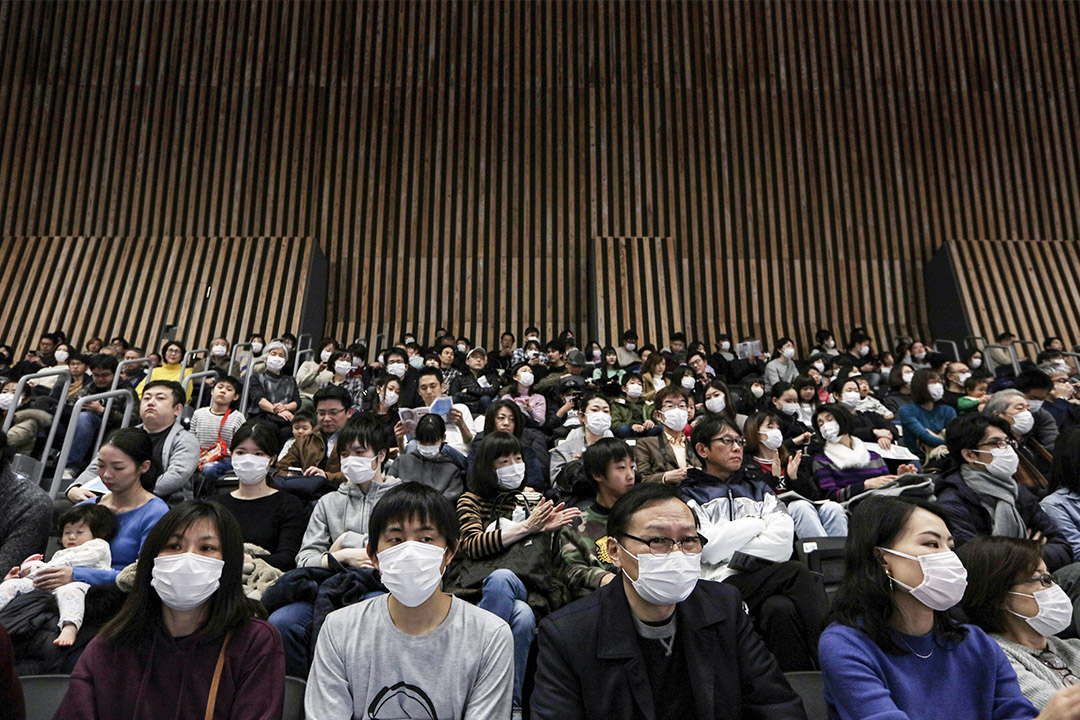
[[6, 325, 1080, 719]]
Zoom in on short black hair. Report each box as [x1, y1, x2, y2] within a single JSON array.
[[292, 411, 315, 427], [1051, 427, 1080, 495], [366, 482, 461, 558], [215, 375, 242, 396], [582, 437, 633, 485], [417, 367, 443, 386], [1014, 368, 1054, 394], [812, 403, 854, 436], [57, 503, 118, 542], [689, 414, 739, 460], [87, 353, 119, 372], [143, 379, 185, 408], [468, 431, 522, 498], [338, 417, 390, 457], [545, 339, 566, 354], [416, 413, 447, 444], [944, 412, 1013, 465], [312, 383, 353, 409], [67, 352, 88, 365], [607, 483, 695, 539]]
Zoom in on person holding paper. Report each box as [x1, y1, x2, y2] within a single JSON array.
[[450, 347, 500, 415], [810, 404, 917, 503], [413, 368, 474, 455]]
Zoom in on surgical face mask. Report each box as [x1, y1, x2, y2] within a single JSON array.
[[495, 462, 525, 490], [625, 343, 637, 351], [827, 339, 836, 349], [0, 393, 13, 411], [382, 389, 399, 406], [1027, 398, 1045, 414], [351, 358, 363, 368], [518, 371, 535, 387], [759, 428, 783, 451], [782, 347, 796, 359], [377, 541, 447, 608], [1008, 585, 1073, 637], [626, 383, 643, 399], [928, 383, 945, 401], [593, 349, 602, 359], [387, 362, 407, 378], [457, 343, 467, 353], [661, 408, 688, 432], [976, 445, 1020, 480], [585, 412, 612, 436], [334, 361, 352, 377], [860, 345, 870, 357], [1011, 410, 1035, 436], [971, 357, 982, 368], [265, 355, 287, 372], [408, 356, 424, 369], [151, 553, 224, 612], [705, 395, 726, 414], [54, 349, 70, 364], [913, 352, 926, 361], [750, 386, 764, 399], [417, 443, 442, 459], [820, 420, 841, 443], [879, 548, 968, 611], [211, 345, 227, 357], [813, 361, 825, 373], [902, 371, 915, 385], [780, 402, 798, 416], [621, 545, 701, 606], [251, 342, 264, 354], [321, 349, 333, 363], [720, 341, 731, 352], [680, 376, 696, 390], [341, 455, 379, 485], [841, 391, 861, 408], [232, 455, 270, 485]]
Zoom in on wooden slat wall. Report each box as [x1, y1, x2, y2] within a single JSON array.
[[946, 239, 1080, 358], [0, 237, 314, 355], [2, 1, 1079, 354]]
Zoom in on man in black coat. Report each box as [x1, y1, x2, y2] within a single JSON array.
[[531, 483, 806, 720]]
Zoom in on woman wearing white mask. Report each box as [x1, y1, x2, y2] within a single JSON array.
[[884, 362, 918, 413], [385, 414, 467, 503], [360, 374, 402, 452], [213, 422, 306, 572], [695, 377, 744, 430], [549, 393, 615, 488], [821, 496, 1080, 720], [768, 382, 813, 447], [810, 404, 917, 502], [499, 362, 547, 427], [632, 386, 699, 485], [897, 368, 956, 457], [936, 414, 1072, 572], [763, 337, 799, 392], [56, 500, 285, 720], [453, 431, 580, 715], [322, 350, 364, 409], [960, 536, 1080, 710], [830, 376, 900, 450], [247, 341, 301, 444], [296, 337, 340, 410]]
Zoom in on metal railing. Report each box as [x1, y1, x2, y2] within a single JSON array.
[[965, 336, 988, 352], [932, 339, 960, 362], [177, 370, 219, 420], [2, 368, 72, 486], [96, 357, 153, 452], [49, 389, 137, 499], [982, 344, 1021, 375], [1012, 339, 1041, 363], [178, 348, 209, 393], [230, 342, 253, 377], [293, 348, 314, 377]]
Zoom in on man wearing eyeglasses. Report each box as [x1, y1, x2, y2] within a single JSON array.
[[532, 482, 806, 720], [680, 414, 829, 672], [275, 384, 355, 487]]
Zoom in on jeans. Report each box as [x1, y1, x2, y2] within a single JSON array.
[[67, 412, 102, 472], [478, 569, 535, 710], [613, 423, 663, 439], [201, 457, 233, 483], [785, 499, 848, 538], [268, 601, 314, 678]]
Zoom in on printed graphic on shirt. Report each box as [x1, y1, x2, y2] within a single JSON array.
[[367, 681, 437, 719], [595, 536, 612, 563]]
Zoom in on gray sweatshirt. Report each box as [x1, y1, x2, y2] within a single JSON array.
[[295, 476, 402, 567]]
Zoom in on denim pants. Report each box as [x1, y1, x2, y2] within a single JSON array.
[[478, 569, 535, 709], [67, 412, 102, 471], [268, 601, 314, 678], [785, 499, 848, 538]]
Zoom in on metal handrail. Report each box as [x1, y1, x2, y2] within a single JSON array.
[[178, 348, 209, 392], [179, 369, 220, 415], [230, 342, 253, 377], [982, 344, 1021, 375], [933, 339, 960, 362], [293, 348, 314, 376], [1013, 339, 1041, 362], [50, 389, 137, 499], [97, 357, 153, 451], [2, 367, 71, 433], [242, 365, 257, 416], [965, 336, 988, 352]]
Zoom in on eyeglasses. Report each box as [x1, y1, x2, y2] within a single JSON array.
[[316, 407, 347, 418], [974, 437, 1018, 450], [708, 435, 747, 448], [1011, 573, 1056, 589], [1037, 650, 1080, 686], [622, 533, 708, 555]]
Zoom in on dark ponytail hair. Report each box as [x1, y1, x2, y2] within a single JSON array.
[[102, 428, 163, 491]]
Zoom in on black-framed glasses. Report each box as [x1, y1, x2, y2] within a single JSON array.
[[316, 407, 348, 418], [1037, 650, 1080, 686], [1011, 573, 1056, 589], [622, 533, 707, 555], [974, 437, 1017, 450], [709, 435, 747, 448]]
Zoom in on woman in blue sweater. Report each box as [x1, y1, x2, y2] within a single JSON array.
[[897, 369, 957, 456], [820, 496, 1080, 720]]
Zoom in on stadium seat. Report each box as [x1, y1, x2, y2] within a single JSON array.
[[284, 675, 307, 720], [785, 671, 827, 720], [794, 536, 847, 602], [20, 674, 70, 720]]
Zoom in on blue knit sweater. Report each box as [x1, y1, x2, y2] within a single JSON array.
[[72, 496, 169, 586]]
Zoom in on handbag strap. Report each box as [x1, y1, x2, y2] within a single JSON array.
[[204, 630, 234, 720], [216, 409, 231, 444], [490, 491, 532, 529]]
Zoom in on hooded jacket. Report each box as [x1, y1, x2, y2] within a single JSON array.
[[385, 445, 467, 502], [295, 476, 403, 567]]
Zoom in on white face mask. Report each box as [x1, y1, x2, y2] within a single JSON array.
[[377, 541, 447, 608], [518, 371, 535, 387], [626, 383, 643, 399], [680, 376, 696, 390], [661, 408, 688, 432], [211, 345, 227, 357], [780, 402, 798, 416], [585, 412, 612, 436], [387, 362, 407, 378], [759, 428, 783, 451], [334, 361, 352, 377], [409, 356, 424, 369], [971, 357, 982, 368], [720, 341, 731, 352], [232, 455, 270, 485], [151, 553, 224, 612], [750, 386, 764, 399], [927, 383, 944, 401], [913, 352, 926, 361], [265, 355, 287, 372], [593, 349, 602, 359], [860, 345, 870, 357], [625, 343, 637, 352], [827, 339, 836, 349], [902, 371, 915, 385], [622, 545, 700, 606], [955, 372, 971, 385], [457, 343, 467, 353], [382, 389, 399, 407], [1011, 410, 1035, 436], [250, 342, 264, 355], [782, 347, 796, 359], [705, 395, 726, 414], [976, 445, 1020, 480], [879, 548, 968, 611], [321, 349, 333, 363], [417, 443, 442, 458], [841, 391, 861, 408], [54, 349, 70, 364], [820, 420, 841, 443], [1027, 399, 1044, 414], [813, 361, 825, 373], [341, 455, 379, 485], [0, 393, 13, 411], [1008, 585, 1073, 637], [351, 358, 363, 368], [495, 462, 526, 490]]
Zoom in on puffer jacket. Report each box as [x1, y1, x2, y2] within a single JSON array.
[[295, 476, 403, 567]]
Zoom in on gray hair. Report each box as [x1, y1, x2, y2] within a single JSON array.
[[983, 389, 1024, 417], [1038, 361, 1070, 378]]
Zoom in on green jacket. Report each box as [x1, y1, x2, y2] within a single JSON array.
[[610, 396, 651, 427], [559, 501, 615, 599]]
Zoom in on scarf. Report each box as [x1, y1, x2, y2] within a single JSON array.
[[960, 463, 1026, 538], [823, 438, 872, 470]]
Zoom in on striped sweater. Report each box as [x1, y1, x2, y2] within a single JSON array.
[[457, 489, 545, 559], [811, 443, 888, 502]]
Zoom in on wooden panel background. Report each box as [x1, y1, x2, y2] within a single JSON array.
[[0, 237, 314, 355], [945, 239, 1080, 358], [2, 1, 1079, 353]]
